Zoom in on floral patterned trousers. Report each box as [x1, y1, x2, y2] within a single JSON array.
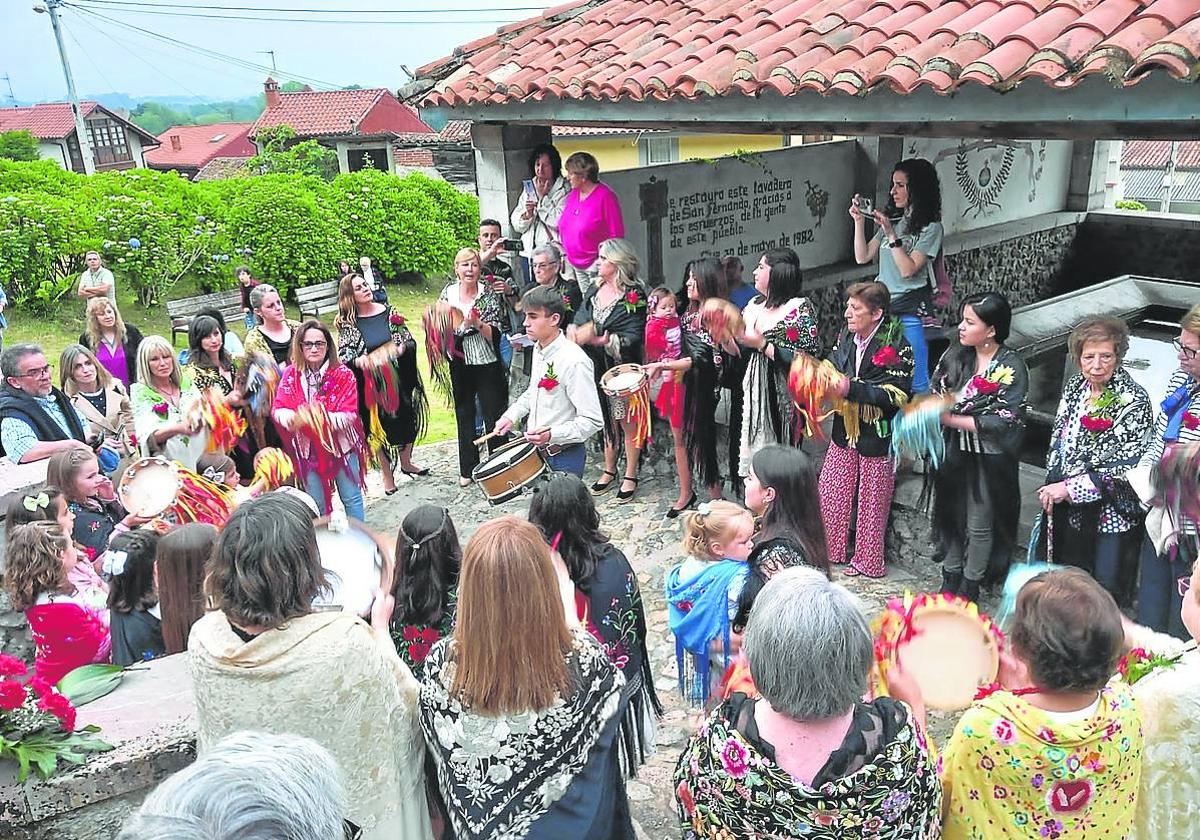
[[819, 443, 895, 577]]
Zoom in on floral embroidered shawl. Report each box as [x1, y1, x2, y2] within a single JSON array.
[[675, 694, 942, 839], [419, 629, 623, 840], [940, 682, 1142, 840], [1046, 367, 1153, 486]]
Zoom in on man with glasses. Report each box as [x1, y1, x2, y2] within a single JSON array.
[[507, 243, 582, 395], [0, 344, 90, 463]]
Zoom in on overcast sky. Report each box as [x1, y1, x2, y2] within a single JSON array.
[[1, 0, 551, 103]]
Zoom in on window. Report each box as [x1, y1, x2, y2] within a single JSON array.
[[638, 136, 679, 166], [84, 118, 132, 167]]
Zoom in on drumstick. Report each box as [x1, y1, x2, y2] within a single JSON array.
[[473, 429, 500, 446]]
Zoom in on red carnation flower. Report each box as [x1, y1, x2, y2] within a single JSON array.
[[0, 654, 27, 677], [402, 625, 420, 642], [785, 326, 800, 342], [971, 375, 1001, 396], [420, 627, 440, 643], [1080, 415, 1114, 433], [1183, 412, 1200, 431], [0, 679, 26, 711], [538, 376, 559, 391], [872, 345, 901, 367], [388, 311, 405, 326], [625, 290, 639, 305], [152, 401, 169, 417], [27, 676, 50, 698]]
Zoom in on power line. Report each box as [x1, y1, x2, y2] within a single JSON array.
[[66, 4, 345, 90], [60, 18, 121, 97], [71, 0, 545, 14], [66, 3, 523, 24]]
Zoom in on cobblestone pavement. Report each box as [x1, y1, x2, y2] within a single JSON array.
[[360, 440, 983, 840]]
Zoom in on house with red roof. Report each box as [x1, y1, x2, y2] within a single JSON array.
[[0, 101, 159, 172], [1119, 140, 1200, 215], [144, 122, 256, 180], [250, 78, 435, 175]]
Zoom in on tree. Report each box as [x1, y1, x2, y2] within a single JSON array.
[[0, 131, 40, 162], [248, 125, 339, 181]]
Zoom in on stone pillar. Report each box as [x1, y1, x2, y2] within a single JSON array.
[[1065, 140, 1113, 212], [854, 136, 904, 206], [471, 123, 552, 236]]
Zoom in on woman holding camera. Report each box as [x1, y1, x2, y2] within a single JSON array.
[[851, 158, 944, 394]]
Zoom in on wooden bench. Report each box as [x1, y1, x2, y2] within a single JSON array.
[[295, 279, 341, 320], [164, 289, 245, 346]]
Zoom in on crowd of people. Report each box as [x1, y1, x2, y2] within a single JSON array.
[[1, 146, 1198, 839]]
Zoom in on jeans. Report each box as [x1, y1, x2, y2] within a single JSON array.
[[1136, 535, 1191, 639], [243, 312, 256, 331], [499, 333, 513, 370], [303, 451, 365, 522], [899, 315, 930, 393], [1093, 532, 1122, 597], [546, 443, 586, 477]]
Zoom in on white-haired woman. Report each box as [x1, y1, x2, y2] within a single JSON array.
[[569, 237, 648, 501], [79, 297, 143, 389], [130, 335, 205, 470], [243, 283, 300, 366], [117, 731, 350, 840], [676, 566, 942, 839]]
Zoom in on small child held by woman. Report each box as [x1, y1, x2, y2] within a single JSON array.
[[6, 522, 112, 683], [644, 286, 693, 517], [7, 488, 109, 612], [106, 529, 166, 666], [665, 500, 755, 706]]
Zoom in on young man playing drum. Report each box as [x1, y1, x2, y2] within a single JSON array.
[[495, 285, 603, 476]]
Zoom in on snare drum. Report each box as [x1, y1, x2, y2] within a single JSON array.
[[313, 522, 384, 617], [118, 457, 183, 518], [600, 363, 648, 402], [871, 592, 1002, 711], [472, 439, 548, 504]]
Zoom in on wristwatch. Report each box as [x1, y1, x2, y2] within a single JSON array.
[[889, 239, 903, 249]]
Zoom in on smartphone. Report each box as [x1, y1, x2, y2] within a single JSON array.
[[855, 195, 875, 216], [502, 238, 523, 252], [522, 179, 537, 202]]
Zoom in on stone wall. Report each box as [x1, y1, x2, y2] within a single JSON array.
[[1061, 209, 1200, 289]]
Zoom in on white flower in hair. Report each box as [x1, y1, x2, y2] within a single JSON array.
[[102, 550, 129, 577], [696, 502, 713, 515]]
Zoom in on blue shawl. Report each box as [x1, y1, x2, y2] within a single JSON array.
[[665, 558, 748, 706], [1162, 380, 1199, 442]]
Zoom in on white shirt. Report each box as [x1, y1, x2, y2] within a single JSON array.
[[79, 266, 116, 302], [501, 331, 602, 446]]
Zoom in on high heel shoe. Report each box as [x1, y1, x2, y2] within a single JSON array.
[[665, 493, 697, 519], [401, 466, 430, 477], [616, 475, 639, 502]]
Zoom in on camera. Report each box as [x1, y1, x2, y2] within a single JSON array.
[[855, 195, 874, 216], [502, 238, 523, 252]]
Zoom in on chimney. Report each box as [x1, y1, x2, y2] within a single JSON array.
[[169, 134, 182, 152], [264, 77, 280, 109]]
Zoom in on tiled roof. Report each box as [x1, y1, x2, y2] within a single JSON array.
[[195, 156, 253, 181], [417, 0, 1200, 106], [251, 87, 434, 139], [144, 122, 256, 169], [1123, 167, 1200, 201], [552, 125, 667, 136], [1121, 139, 1200, 168], [0, 102, 100, 139], [393, 119, 475, 145]]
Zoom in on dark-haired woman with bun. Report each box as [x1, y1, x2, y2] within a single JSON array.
[[852, 158, 944, 393], [738, 248, 820, 476], [930, 292, 1028, 601]]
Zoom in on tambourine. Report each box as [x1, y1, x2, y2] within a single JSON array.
[[700, 297, 744, 345], [571, 321, 596, 346], [600, 363, 652, 447], [870, 592, 1003, 711], [787, 354, 843, 439], [423, 301, 464, 364], [313, 518, 386, 617], [118, 456, 183, 518]]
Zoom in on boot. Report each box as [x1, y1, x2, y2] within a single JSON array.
[[941, 570, 962, 596], [959, 577, 982, 603]]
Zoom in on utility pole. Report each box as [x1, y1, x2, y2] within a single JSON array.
[[36, 0, 95, 174], [257, 50, 277, 72], [1162, 140, 1180, 214]]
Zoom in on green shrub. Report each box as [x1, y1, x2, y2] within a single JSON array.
[[1115, 199, 1147, 212], [225, 175, 350, 295], [397, 172, 478, 246], [0, 159, 81, 197], [0, 193, 93, 313], [0, 130, 39, 162]]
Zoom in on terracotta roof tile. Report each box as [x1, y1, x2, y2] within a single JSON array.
[[1122, 139, 1200, 167], [0, 101, 106, 139], [253, 87, 433, 139], [144, 123, 256, 169], [418, 0, 1200, 105]]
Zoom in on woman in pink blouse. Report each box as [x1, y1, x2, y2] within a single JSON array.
[[558, 151, 625, 296]]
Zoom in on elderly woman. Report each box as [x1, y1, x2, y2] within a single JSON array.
[[336, 273, 428, 493], [1121, 559, 1200, 838], [79, 297, 143, 389], [60, 343, 136, 470], [510, 142, 569, 262], [892, 567, 1142, 839], [529, 473, 661, 775], [1131, 302, 1200, 637], [569, 238, 647, 500], [851, 158, 944, 393], [189, 494, 432, 840], [738, 248, 820, 473], [676, 566, 941, 839], [433, 250, 507, 485], [419, 515, 630, 839], [819, 282, 914, 578], [1035, 316, 1153, 600], [131, 335, 205, 470], [930, 292, 1028, 601], [558, 151, 625, 295], [243, 283, 300, 366], [272, 319, 366, 520], [118, 731, 350, 840]]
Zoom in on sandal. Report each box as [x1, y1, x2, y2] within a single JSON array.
[[844, 564, 886, 579], [616, 475, 639, 502], [590, 469, 618, 495]]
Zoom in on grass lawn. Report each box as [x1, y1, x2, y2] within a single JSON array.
[[3, 277, 458, 443]]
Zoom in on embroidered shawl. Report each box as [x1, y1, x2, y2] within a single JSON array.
[[1047, 367, 1153, 484], [25, 600, 112, 685], [666, 558, 749, 706], [419, 629, 623, 840], [940, 682, 1142, 840], [825, 317, 915, 456], [675, 695, 942, 839]]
